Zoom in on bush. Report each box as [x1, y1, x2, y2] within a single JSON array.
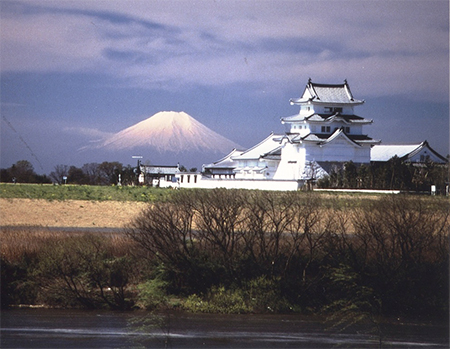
[[34, 234, 138, 309], [128, 190, 449, 320], [1, 255, 39, 308], [136, 278, 169, 310], [183, 286, 251, 314]]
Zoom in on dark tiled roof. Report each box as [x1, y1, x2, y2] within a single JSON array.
[[297, 130, 379, 145], [305, 113, 371, 123], [290, 79, 364, 105], [261, 146, 282, 160], [281, 113, 372, 124], [311, 85, 354, 103]]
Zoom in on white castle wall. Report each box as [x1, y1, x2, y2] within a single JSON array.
[[273, 143, 305, 180], [305, 140, 370, 163], [159, 174, 302, 191]]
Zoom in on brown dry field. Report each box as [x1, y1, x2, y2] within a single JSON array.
[[0, 198, 148, 228]]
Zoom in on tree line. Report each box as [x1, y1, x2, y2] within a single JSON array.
[[1, 157, 448, 193], [0, 160, 138, 186], [317, 157, 448, 194], [1, 160, 199, 186], [0, 160, 51, 184]]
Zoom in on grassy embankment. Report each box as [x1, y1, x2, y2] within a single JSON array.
[[0, 182, 174, 202], [1, 184, 448, 331]]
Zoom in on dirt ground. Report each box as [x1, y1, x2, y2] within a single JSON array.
[[0, 198, 148, 228]]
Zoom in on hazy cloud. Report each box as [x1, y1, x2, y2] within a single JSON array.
[[1, 0, 448, 101], [63, 126, 113, 140]]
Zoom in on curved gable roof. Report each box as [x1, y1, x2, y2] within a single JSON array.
[[371, 141, 448, 163], [204, 148, 244, 169], [319, 128, 361, 147], [232, 133, 282, 161], [290, 79, 364, 105]]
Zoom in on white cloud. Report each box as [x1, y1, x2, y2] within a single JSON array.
[[63, 126, 113, 140]]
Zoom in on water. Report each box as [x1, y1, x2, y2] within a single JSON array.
[[1, 308, 448, 348]]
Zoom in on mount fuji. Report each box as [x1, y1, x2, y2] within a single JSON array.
[[81, 111, 242, 166]]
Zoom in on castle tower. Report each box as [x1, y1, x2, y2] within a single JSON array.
[[274, 79, 380, 180]]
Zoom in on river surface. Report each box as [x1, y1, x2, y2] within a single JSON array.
[[1, 308, 448, 348]]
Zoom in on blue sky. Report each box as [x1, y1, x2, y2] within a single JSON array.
[[1, 0, 448, 174]]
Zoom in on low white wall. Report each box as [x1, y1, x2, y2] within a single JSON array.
[[178, 177, 303, 191], [313, 188, 401, 194]]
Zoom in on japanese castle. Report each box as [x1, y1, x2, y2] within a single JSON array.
[[207, 79, 379, 181], [140, 79, 446, 190]]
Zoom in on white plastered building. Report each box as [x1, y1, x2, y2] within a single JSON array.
[[200, 79, 446, 190], [206, 79, 379, 182]]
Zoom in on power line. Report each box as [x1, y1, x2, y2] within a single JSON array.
[[2, 115, 44, 171]]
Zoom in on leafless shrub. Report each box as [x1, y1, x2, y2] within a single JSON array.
[[127, 199, 196, 266], [242, 191, 297, 274], [353, 195, 449, 272], [192, 189, 247, 268], [35, 233, 138, 309]]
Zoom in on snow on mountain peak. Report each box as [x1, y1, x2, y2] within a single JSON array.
[[91, 111, 240, 154]]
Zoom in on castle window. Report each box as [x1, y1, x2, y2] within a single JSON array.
[[321, 126, 331, 133], [325, 107, 342, 113], [345, 127, 350, 133]]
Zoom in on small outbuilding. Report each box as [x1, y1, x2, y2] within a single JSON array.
[[370, 141, 447, 164], [139, 164, 180, 186]]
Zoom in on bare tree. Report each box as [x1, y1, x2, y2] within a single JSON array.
[[81, 163, 102, 185], [49, 164, 69, 184], [243, 191, 296, 276], [192, 189, 247, 278]]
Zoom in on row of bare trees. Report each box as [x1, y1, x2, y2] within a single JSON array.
[[49, 161, 132, 185], [128, 191, 331, 292], [3, 189, 447, 319], [127, 190, 449, 318]]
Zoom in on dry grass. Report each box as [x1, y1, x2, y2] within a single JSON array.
[[1, 198, 148, 228], [0, 228, 70, 262], [0, 227, 139, 263]]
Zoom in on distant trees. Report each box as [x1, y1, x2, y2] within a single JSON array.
[[98, 161, 123, 185], [47, 161, 137, 186], [2, 157, 447, 192], [0, 160, 141, 185], [49, 164, 69, 184], [0, 160, 51, 184], [317, 158, 448, 193]]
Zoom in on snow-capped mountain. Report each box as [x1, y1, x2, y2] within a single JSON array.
[[88, 111, 241, 154]]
